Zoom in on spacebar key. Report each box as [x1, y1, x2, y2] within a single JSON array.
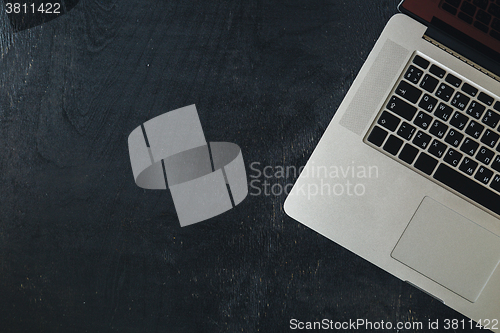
[[433, 163, 500, 216]]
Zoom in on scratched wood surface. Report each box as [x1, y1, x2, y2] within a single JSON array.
[[0, 0, 484, 332]]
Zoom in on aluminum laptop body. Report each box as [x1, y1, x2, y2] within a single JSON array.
[[284, 1, 500, 330]]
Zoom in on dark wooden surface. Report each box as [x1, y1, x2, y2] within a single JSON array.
[[0, 0, 485, 332]]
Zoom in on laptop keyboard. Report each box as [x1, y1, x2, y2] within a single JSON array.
[[365, 53, 500, 216], [441, 0, 500, 41]]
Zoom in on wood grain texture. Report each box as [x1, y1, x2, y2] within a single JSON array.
[[0, 0, 485, 332]]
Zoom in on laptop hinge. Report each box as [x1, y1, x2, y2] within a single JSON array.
[[423, 34, 500, 83], [424, 18, 500, 82]]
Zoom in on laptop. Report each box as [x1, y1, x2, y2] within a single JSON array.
[[284, 0, 500, 330]]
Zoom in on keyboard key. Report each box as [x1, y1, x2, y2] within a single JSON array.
[[461, 1, 477, 16], [435, 83, 454, 102], [493, 18, 500, 31], [378, 111, 400, 131], [445, 129, 464, 147], [413, 111, 432, 129], [367, 126, 388, 146], [475, 166, 494, 184], [473, 21, 489, 33], [461, 82, 478, 97], [490, 174, 500, 192], [420, 74, 439, 93], [397, 121, 416, 140], [429, 119, 448, 138], [480, 129, 500, 148], [466, 100, 486, 119], [399, 143, 419, 164], [396, 81, 422, 104], [459, 157, 478, 176], [476, 9, 492, 25], [492, 150, 500, 167], [429, 64, 446, 78], [488, 3, 500, 17], [465, 120, 484, 139], [445, 73, 462, 88], [383, 135, 404, 155], [476, 146, 494, 164], [481, 109, 500, 128], [418, 94, 438, 112], [404, 65, 424, 84], [413, 130, 432, 149], [444, 147, 463, 167], [492, 155, 500, 172], [443, 3, 458, 14], [429, 139, 447, 158], [434, 163, 500, 216], [478, 92, 494, 106], [450, 111, 469, 130], [450, 92, 470, 110], [414, 152, 438, 175], [445, 0, 460, 7], [386, 96, 417, 121], [473, 0, 488, 11], [434, 103, 453, 121], [460, 138, 480, 156], [491, 29, 500, 42], [412, 55, 430, 69], [458, 12, 473, 24], [494, 101, 500, 112]]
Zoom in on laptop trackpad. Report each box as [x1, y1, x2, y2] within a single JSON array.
[[391, 197, 500, 302]]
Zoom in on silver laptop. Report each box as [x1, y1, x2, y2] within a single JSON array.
[[284, 0, 500, 330]]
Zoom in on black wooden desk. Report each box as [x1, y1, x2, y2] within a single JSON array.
[[0, 0, 484, 332]]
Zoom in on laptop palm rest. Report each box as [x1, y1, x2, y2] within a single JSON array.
[[391, 196, 500, 303]]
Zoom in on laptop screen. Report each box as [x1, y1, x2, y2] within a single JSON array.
[[400, 0, 500, 69]]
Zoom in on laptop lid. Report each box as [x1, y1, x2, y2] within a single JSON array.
[[399, 0, 500, 78]]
